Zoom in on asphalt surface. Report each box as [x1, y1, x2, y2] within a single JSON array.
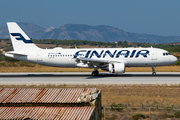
[[0, 72, 180, 85]]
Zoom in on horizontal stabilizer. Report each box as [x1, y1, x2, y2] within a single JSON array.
[[5, 51, 27, 56]]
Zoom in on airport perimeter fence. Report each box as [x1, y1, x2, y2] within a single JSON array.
[[102, 105, 180, 120]]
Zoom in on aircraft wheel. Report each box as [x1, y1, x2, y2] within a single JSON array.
[[152, 72, 156, 76], [92, 70, 99, 77]]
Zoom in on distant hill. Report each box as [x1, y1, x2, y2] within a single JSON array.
[[1, 22, 180, 44], [0, 22, 45, 39]]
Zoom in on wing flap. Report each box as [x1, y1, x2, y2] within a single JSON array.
[[78, 57, 109, 63]]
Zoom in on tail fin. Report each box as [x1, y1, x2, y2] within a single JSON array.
[[7, 22, 40, 51]]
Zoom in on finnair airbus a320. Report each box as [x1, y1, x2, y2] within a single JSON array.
[[5, 22, 178, 76]]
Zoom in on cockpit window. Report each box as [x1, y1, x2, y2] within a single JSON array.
[[163, 52, 171, 56]]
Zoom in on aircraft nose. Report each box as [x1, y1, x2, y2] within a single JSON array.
[[172, 56, 178, 63]]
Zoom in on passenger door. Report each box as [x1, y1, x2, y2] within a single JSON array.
[[37, 51, 42, 61], [151, 50, 157, 60]]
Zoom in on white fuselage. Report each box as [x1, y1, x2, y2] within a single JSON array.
[[5, 47, 178, 68]]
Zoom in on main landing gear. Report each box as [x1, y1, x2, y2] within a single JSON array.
[[92, 70, 99, 77], [152, 66, 156, 76], [92, 67, 99, 77]]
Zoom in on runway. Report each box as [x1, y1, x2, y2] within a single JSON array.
[[0, 72, 180, 85]]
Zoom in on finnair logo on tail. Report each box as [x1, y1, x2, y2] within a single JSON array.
[[10, 33, 33, 43]]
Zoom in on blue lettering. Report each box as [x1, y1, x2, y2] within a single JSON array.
[[116, 50, 130, 58], [74, 50, 87, 58], [103, 50, 117, 58], [135, 50, 149, 58], [74, 49, 150, 59], [85, 50, 91, 58], [130, 50, 136, 58], [90, 50, 104, 58]]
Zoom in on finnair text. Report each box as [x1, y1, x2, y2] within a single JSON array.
[[73, 50, 150, 58]]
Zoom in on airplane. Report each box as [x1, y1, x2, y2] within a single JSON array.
[[5, 22, 178, 76]]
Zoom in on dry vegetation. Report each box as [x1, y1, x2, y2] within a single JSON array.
[[101, 85, 180, 119], [101, 85, 180, 107], [36, 44, 108, 49], [0, 65, 179, 72]]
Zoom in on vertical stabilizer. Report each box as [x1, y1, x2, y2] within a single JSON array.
[[7, 22, 40, 51]]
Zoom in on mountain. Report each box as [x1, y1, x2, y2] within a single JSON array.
[[0, 22, 45, 39], [1, 22, 180, 44]]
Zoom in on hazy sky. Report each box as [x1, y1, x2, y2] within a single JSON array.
[[1, 0, 180, 36]]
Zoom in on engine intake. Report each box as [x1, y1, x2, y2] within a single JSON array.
[[109, 63, 125, 73]]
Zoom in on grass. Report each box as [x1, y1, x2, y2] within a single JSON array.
[[126, 66, 180, 72], [102, 86, 180, 107], [0, 65, 95, 72], [0, 65, 179, 72]]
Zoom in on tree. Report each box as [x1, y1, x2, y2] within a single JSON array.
[[118, 41, 122, 46]]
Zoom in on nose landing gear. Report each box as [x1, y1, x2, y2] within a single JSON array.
[[152, 66, 156, 75]]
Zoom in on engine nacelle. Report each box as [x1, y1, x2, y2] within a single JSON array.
[[109, 63, 125, 73]]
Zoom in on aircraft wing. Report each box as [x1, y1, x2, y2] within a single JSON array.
[[76, 57, 127, 68], [77, 57, 110, 63]]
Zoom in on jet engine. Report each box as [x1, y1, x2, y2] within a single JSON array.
[[109, 63, 125, 73]]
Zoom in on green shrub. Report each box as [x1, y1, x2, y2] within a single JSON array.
[[110, 102, 124, 111], [5, 56, 19, 62], [165, 107, 171, 111], [167, 114, 174, 118], [132, 108, 138, 111], [174, 60, 180, 66], [101, 113, 104, 117], [132, 113, 145, 120], [174, 111, 180, 118]]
